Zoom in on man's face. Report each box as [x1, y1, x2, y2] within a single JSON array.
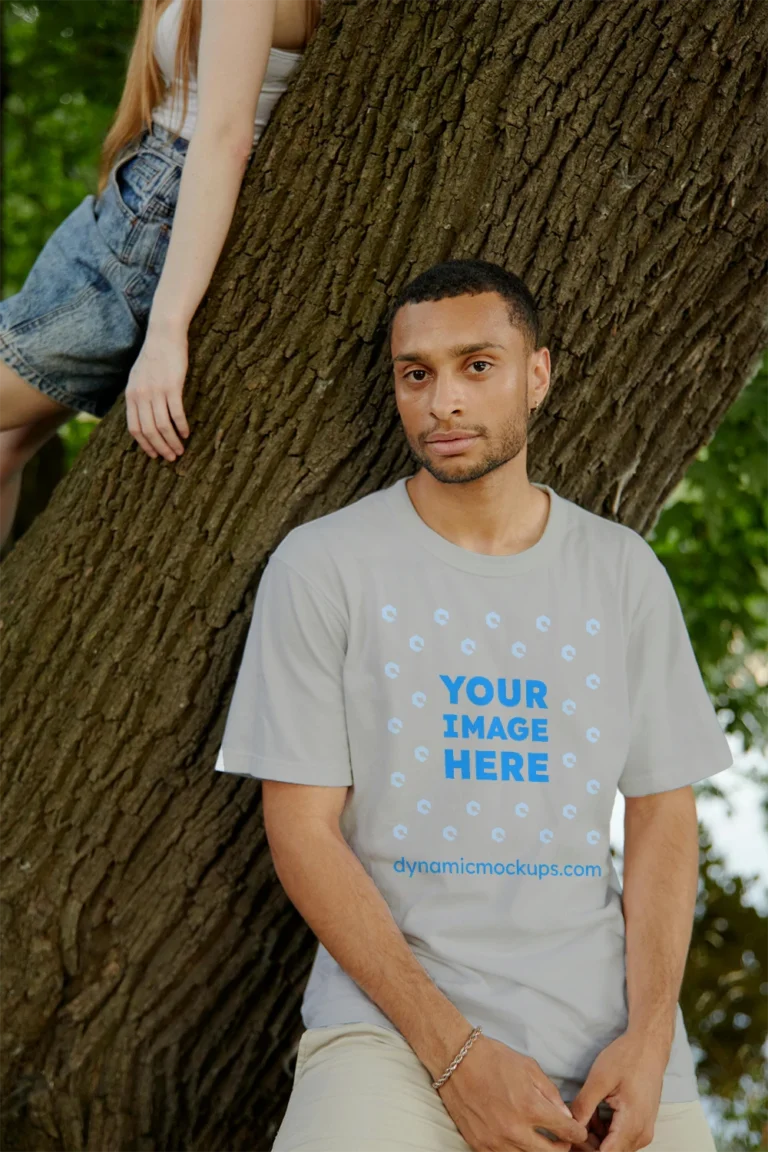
[[391, 291, 549, 485]]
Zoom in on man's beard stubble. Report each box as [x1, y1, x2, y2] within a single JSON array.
[[408, 406, 530, 485]]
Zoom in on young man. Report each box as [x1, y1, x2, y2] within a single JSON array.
[[215, 258, 732, 1152]]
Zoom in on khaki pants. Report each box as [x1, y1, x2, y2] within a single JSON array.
[[272, 1023, 717, 1152]]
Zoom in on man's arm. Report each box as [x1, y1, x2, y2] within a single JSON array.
[[261, 778, 474, 1082], [622, 784, 700, 1057], [262, 778, 590, 1150]]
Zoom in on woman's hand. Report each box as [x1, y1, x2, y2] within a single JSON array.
[[125, 320, 190, 461]]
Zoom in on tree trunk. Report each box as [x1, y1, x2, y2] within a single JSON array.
[[1, 0, 766, 1148]]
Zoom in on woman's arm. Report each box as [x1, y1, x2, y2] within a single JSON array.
[[126, 0, 279, 462]]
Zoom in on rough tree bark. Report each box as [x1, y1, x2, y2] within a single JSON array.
[[1, 0, 766, 1148]]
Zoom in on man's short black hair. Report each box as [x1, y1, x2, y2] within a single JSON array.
[[386, 258, 540, 353]]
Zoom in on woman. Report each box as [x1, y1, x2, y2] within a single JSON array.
[[0, 0, 323, 547]]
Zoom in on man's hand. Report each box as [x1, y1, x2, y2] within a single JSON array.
[[438, 1033, 590, 1151], [568, 1030, 668, 1151]]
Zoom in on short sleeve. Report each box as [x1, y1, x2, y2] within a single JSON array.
[[618, 559, 733, 798], [215, 555, 352, 786]]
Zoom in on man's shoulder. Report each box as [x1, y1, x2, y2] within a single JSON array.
[[559, 490, 668, 617], [565, 492, 653, 552]]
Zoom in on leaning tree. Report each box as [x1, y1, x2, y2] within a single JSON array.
[[2, 0, 766, 1148]]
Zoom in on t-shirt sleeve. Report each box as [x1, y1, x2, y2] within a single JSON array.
[[618, 557, 733, 798], [215, 554, 352, 786]]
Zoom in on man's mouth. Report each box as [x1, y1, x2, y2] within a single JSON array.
[[425, 432, 479, 455]]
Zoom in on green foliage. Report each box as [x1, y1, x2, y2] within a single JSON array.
[[2, 0, 135, 484], [649, 352, 768, 760], [685, 823, 767, 1146], [60, 413, 99, 471], [3, 0, 138, 294]]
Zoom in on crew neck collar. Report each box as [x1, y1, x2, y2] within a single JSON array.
[[383, 474, 567, 576]]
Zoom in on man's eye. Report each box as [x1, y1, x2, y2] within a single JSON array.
[[470, 361, 491, 372], [402, 361, 492, 384]]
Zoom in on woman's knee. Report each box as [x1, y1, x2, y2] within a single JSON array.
[[0, 413, 73, 482], [0, 358, 77, 432]]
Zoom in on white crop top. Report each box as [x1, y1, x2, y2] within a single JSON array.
[[151, 0, 321, 144]]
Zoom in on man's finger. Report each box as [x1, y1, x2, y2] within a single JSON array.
[[569, 1079, 612, 1128], [568, 1134, 601, 1152], [529, 1111, 598, 1152], [599, 1103, 647, 1152], [531, 1103, 589, 1148], [567, 1110, 605, 1152]]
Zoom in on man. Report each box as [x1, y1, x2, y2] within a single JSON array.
[[215, 258, 731, 1151]]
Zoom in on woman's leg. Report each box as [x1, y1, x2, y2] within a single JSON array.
[[0, 360, 79, 547], [0, 359, 78, 430], [271, 1022, 472, 1152]]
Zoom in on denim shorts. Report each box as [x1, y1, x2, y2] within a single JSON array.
[[0, 122, 190, 419]]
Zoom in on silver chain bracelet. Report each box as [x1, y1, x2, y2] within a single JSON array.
[[431, 1025, 483, 1090]]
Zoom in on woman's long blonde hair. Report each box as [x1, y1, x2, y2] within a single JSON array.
[[97, 0, 322, 195]]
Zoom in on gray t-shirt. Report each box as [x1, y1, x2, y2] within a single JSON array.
[[215, 475, 733, 1103]]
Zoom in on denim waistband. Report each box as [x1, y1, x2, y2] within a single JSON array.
[[147, 120, 190, 155], [147, 118, 257, 161]]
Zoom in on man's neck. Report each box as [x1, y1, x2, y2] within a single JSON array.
[[405, 469, 551, 558]]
